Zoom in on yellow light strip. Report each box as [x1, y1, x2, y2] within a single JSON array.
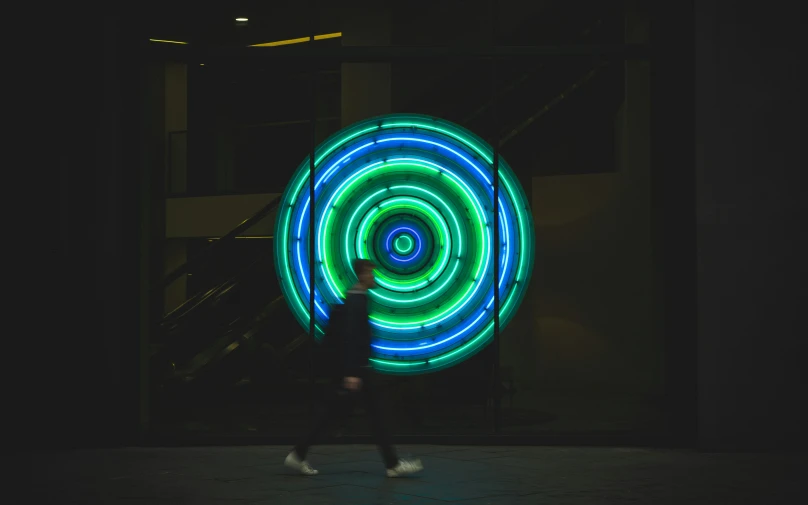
[[149, 38, 188, 45], [248, 32, 342, 47], [313, 32, 342, 41], [207, 236, 274, 241], [250, 36, 311, 47]]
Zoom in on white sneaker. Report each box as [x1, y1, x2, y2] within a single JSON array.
[[386, 458, 423, 478], [284, 451, 319, 476]]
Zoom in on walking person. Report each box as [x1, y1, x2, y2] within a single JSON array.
[[285, 259, 423, 477]]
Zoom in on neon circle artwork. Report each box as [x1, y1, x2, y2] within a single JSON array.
[[275, 114, 534, 375]]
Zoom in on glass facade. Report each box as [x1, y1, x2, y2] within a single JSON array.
[[150, 0, 662, 441]]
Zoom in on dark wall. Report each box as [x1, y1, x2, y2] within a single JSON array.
[[695, 1, 805, 449], [31, 15, 148, 449]]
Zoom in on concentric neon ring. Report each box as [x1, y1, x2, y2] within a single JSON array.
[[275, 114, 534, 375], [392, 232, 415, 256]]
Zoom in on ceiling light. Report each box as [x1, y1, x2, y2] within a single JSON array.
[[149, 39, 188, 45], [313, 32, 342, 41], [249, 32, 342, 47], [235, 17, 248, 26], [249, 36, 310, 47]]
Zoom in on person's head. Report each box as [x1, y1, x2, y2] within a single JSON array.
[[353, 259, 377, 289]]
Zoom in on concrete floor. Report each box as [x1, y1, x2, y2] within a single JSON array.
[[22, 445, 803, 504]]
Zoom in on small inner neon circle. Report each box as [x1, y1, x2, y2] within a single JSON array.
[[393, 234, 414, 255], [385, 226, 423, 264]]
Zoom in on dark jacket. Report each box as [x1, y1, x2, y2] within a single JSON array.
[[340, 289, 372, 376]]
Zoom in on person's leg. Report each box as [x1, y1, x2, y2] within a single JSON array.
[[294, 387, 352, 460], [361, 372, 399, 469]]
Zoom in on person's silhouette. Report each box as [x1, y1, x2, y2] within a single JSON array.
[[284, 259, 423, 477]]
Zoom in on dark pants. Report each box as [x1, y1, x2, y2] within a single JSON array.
[[295, 369, 398, 469]]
